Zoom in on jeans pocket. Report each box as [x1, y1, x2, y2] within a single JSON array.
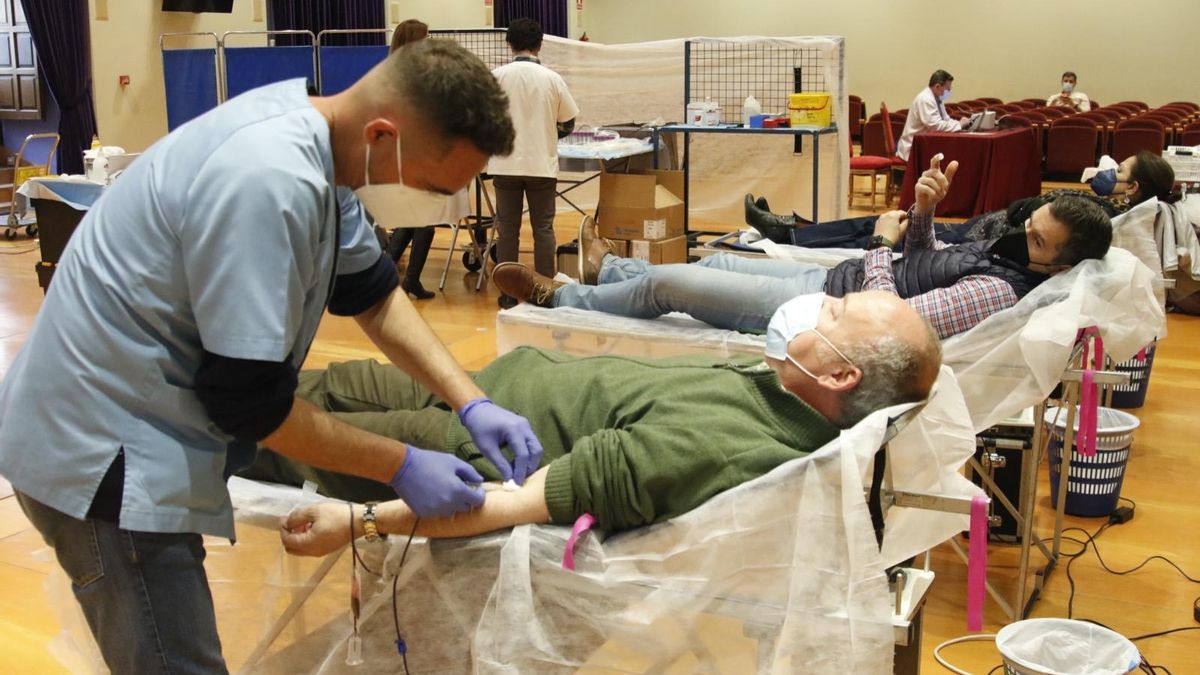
[[60, 520, 106, 589], [16, 492, 106, 589]]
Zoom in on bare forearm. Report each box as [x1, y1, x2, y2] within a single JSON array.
[[369, 467, 551, 538], [261, 397, 406, 483], [356, 288, 484, 410]]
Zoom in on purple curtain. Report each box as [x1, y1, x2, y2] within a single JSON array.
[[495, 0, 568, 38], [269, 0, 385, 46], [21, 0, 96, 175]]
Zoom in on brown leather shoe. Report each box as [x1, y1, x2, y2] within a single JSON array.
[[578, 214, 617, 285], [492, 262, 562, 308]]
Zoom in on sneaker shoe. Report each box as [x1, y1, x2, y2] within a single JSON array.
[[497, 293, 518, 310], [577, 215, 618, 285], [493, 262, 562, 308]]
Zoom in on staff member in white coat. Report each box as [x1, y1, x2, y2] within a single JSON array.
[[490, 17, 579, 308], [896, 69, 970, 161], [0, 40, 541, 673]]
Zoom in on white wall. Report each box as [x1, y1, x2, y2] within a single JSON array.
[[89, 0, 265, 152], [582, 0, 1200, 113]]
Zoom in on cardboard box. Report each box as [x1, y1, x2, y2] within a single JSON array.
[[557, 239, 628, 280], [627, 235, 687, 265], [597, 169, 685, 241]]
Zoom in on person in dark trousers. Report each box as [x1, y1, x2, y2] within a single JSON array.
[[489, 18, 579, 308]]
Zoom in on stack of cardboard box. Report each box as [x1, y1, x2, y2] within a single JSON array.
[[595, 167, 687, 265]]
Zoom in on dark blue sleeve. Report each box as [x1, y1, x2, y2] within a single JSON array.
[[328, 251, 399, 317], [194, 351, 298, 442]]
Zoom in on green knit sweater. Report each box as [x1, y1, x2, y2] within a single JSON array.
[[444, 347, 839, 532]]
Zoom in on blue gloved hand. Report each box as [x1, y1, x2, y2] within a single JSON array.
[[388, 446, 485, 518], [458, 397, 544, 485]]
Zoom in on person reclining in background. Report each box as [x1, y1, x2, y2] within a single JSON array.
[[492, 156, 1113, 339], [250, 290, 941, 554], [744, 150, 1175, 247]]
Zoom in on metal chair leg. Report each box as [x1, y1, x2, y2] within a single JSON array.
[[439, 222, 461, 291]]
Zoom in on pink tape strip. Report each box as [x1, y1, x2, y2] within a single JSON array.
[[967, 495, 988, 632], [1136, 347, 1147, 363], [562, 513, 597, 571], [1092, 333, 1104, 369], [1079, 369, 1098, 457]]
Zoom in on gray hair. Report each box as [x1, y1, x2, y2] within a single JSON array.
[[371, 39, 515, 157], [834, 323, 941, 428]]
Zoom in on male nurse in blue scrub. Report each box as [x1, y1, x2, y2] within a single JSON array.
[[0, 40, 537, 673]]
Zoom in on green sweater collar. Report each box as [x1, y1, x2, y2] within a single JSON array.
[[733, 362, 840, 448]]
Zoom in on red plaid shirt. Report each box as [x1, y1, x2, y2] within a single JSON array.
[[860, 209, 1019, 339]]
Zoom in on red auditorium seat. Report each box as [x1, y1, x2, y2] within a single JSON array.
[[1180, 121, 1200, 146], [849, 95, 865, 142], [1001, 114, 1044, 163], [879, 103, 909, 204], [1045, 117, 1101, 175], [1114, 101, 1149, 112], [1165, 101, 1199, 112], [1112, 119, 1166, 160], [862, 113, 889, 158]]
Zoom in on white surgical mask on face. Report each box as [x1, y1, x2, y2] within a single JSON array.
[[353, 139, 449, 229], [1062, 81, 1074, 93], [764, 293, 855, 379]]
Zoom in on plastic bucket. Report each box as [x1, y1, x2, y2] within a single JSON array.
[[1108, 342, 1156, 408], [996, 618, 1139, 675], [788, 92, 832, 127], [1044, 406, 1139, 517]]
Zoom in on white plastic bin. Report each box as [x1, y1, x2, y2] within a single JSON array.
[[996, 618, 1139, 675]]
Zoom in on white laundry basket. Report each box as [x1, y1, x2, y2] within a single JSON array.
[[996, 618, 1139, 675]]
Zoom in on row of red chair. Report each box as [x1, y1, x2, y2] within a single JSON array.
[[851, 94, 1200, 179], [1000, 101, 1200, 174]]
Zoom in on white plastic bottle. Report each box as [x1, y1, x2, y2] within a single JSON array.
[[743, 94, 762, 128]]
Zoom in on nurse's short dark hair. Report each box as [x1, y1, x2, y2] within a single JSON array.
[[1048, 195, 1112, 265], [506, 18, 543, 52], [384, 39, 515, 157]]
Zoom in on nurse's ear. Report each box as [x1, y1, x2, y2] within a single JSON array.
[[361, 118, 399, 144]]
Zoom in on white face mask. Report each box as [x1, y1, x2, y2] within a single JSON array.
[[354, 139, 450, 229], [1062, 82, 1074, 93], [764, 293, 854, 379]]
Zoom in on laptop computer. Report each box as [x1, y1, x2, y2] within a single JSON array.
[[965, 110, 997, 132]]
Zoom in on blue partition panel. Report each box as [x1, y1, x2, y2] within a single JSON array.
[[162, 48, 219, 131], [318, 45, 388, 95], [224, 46, 316, 100]]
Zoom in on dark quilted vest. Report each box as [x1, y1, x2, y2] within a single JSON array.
[[825, 240, 1046, 299]]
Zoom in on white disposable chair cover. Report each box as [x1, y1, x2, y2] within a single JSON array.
[[1110, 197, 1167, 307], [496, 304, 765, 359], [943, 246, 1164, 432], [222, 367, 974, 675]]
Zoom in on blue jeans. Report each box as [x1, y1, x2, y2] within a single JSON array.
[[553, 252, 829, 332], [16, 491, 228, 674]]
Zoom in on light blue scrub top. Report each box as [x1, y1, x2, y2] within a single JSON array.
[[0, 80, 380, 539]]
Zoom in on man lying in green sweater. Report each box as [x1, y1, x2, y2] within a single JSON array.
[[265, 290, 940, 556]]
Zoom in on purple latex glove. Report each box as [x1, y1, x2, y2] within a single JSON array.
[[388, 446, 485, 518], [458, 397, 544, 485]]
